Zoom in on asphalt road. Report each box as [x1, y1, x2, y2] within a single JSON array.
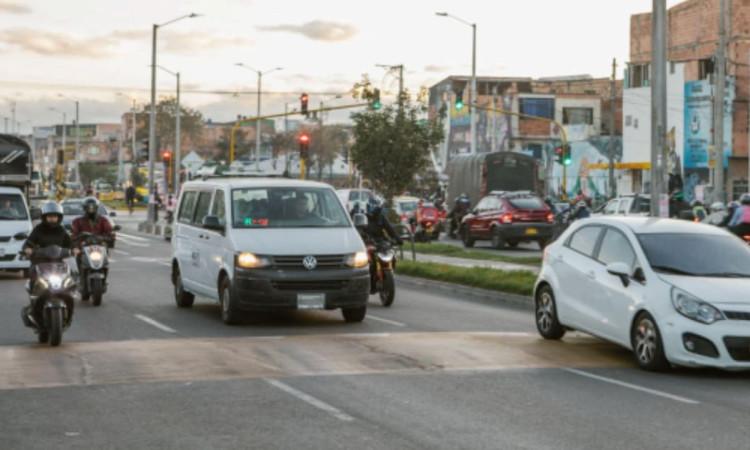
[[1, 212, 748, 449]]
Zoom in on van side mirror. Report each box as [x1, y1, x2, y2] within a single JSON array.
[[606, 262, 631, 287], [30, 207, 41, 221], [632, 267, 646, 284], [353, 213, 368, 230], [202, 215, 225, 232]]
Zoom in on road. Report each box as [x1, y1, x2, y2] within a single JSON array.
[[1, 212, 749, 449]]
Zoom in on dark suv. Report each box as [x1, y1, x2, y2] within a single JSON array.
[[460, 191, 554, 249]]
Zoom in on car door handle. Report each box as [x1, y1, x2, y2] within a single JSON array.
[[198, 234, 205, 239], [586, 270, 596, 280]]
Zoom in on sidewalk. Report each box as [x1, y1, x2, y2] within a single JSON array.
[[407, 252, 540, 274]]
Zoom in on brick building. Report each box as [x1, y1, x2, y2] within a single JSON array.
[[624, 0, 750, 200]]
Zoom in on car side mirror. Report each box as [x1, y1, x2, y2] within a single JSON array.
[[632, 267, 646, 284], [110, 211, 117, 217], [30, 207, 41, 220], [472, 208, 479, 215], [202, 215, 225, 232], [353, 213, 368, 230], [606, 262, 631, 287]]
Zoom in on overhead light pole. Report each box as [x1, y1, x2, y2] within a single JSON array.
[[376, 64, 405, 105], [236, 63, 283, 171], [49, 107, 68, 179], [156, 65, 182, 195], [436, 11, 477, 154], [147, 12, 200, 224], [57, 94, 80, 184]]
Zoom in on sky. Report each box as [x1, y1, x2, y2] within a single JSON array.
[[0, 0, 684, 132]]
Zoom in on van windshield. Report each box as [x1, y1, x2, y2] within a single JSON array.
[[0, 194, 28, 220], [232, 187, 351, 228]]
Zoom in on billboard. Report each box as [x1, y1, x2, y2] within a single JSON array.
[[683, 78, 734, 169]]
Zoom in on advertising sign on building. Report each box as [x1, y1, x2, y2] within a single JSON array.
[[683, 78, 734, 169]]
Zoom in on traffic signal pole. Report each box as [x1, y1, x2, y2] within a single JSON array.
[[471, 104, 570, 198]]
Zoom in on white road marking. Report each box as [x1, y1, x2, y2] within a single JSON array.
[[134, 314, 177, 334], [563, 368, 700, 405], [159, 262, 172, 268], [117, 232, 149, 242], [264, 379, 355, 422], [365, 314, 406, 327], [114, 249, 130, 256]]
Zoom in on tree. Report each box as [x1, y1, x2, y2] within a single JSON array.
[[311, 125, 350, 180], [217, 127, 249, 162], [351, 95, 443, 203], [137, 98, 204, 150]]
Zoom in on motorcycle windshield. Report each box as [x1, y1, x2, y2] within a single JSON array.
[[36, 261, 70, 277], [32, 246, 70, 262]]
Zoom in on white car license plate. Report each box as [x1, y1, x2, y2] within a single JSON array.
[[297, 293, 325, 310]]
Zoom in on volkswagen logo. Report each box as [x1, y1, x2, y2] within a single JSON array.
[[302, 255, 318, 271]]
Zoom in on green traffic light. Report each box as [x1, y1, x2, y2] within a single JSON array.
[[563, 157, 572, 166], [372, 101, 382, 110], [455, 100, 464, 111]]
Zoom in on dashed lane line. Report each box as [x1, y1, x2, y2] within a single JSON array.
[[365, 314, 406, 327], [264, 378, 355, 422], [133, 314, 177, 334], [562, 368, 700, 405]]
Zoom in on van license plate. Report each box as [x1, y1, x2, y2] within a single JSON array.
[[525, 228, 538, 236], [297, 294, 325, 309]]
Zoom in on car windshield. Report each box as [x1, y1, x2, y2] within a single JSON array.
[[232, 187, 350, 228], [632, 197, 650, 213], [638, 233, 750, 277], [0, 194, 28, 220], [62, 203, 84, 216]]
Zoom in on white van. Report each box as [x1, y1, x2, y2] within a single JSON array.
[[0, 186, 32, 275], [171, 177, 371, 324]]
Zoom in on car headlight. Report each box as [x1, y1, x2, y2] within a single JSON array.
[[236, 252, 270, 269], [671, 287, 724, 324], [47, 274, 63, 290], [346, 251, 369, 268]]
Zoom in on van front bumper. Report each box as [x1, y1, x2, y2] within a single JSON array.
[[232, 267, 370, 311]]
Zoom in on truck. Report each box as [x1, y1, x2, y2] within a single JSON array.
[[0, 134, 34, 275], [445, 152, 540, 208]]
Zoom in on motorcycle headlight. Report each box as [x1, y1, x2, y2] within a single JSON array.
[[377, 252, 394, 263], [89, 250, 103, 263], [236, 252, 271, 269], [47, 274, 63, 290], [671, 287, 724, 324], [346, 251, 369, 268]]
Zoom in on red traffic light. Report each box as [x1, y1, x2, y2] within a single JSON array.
[[162, 151, 172, 161], [298, 133, 310, 143]]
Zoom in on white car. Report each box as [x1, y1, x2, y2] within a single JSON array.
[[596, 194, 651, 216], [171, 177, 370, 324], [0, 187, 32, 274], [534, 216, 750, 371]]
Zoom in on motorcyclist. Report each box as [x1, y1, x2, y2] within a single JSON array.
[[359, 198, 403, 293], [570, 200, 591, 221], [720, 201, 740, 228], [448, 194, 471, 237], [71, 197, 114, 248], [705, 202, 727, 226], [691, 200, 707, 222], [728, 193, 750, 237], [21, 202, 74, 325]]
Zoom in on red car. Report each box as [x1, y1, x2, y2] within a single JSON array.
[[460, 191, 555, 249]]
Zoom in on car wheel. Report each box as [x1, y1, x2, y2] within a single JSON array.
[[631, 312, 670, 371], [219, 277, 241, 325], [342, 305, 367, 323], [491, 228, 505, 249], [506, 241, 519, 248], [173, 266, 195, 308], [535, 285, 566, 340], [461, 226, 475, 248]]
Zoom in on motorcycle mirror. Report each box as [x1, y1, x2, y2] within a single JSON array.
[[109, 211, 117, 217]]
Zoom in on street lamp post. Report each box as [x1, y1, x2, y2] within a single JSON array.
[[436, 12, 477, 155], [58, 94, 80, 184], [156, 66, 181, 195], [147, 13, 199, 224], [235, 63, 283, 171]]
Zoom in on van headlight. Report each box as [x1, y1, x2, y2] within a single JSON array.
[[671, 287, 724, 324], [236, 252, 270, 269], [63, 276, 75, 289], [346, 251, 369, 268]]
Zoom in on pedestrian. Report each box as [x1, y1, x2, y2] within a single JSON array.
[[125, 184, 136, 215]]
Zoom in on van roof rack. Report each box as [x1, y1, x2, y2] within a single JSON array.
[[200, 171, 288, 181]]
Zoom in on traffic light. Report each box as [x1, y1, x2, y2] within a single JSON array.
[[371, 88, 382, 110], [298, 132, 310, 159], [454, 89, 465, 111], [554, 146, 563, 164], [562, 144, 572, 166], [300, 93, 309, 117], [139, 139, 149, 161]]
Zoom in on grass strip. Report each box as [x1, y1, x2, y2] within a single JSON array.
[[397, 260, 536, 297], [412, 242, 541, 266]]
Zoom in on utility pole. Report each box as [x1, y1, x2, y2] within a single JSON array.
[[61, 112, 67, 180], [608, 58, 617, 198], [175, 72, 181, 195], [470, 23, 477, 154], [650, 0, 668, 217], [74, 101, 80, 185], [255, 72, 262, 171], [713, 0, 728, 203], [147, 23, 158, 223], [10, 102, 16, 135], [131, 100, 137, 166], [3, 117, 7, 133]]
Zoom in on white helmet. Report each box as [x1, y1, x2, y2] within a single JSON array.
[[710, 202, 726, 212]]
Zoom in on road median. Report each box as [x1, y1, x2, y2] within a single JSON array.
[[412, 242, 541, 266]]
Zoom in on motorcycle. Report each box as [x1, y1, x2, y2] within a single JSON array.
[[21, 245, 77, 346], [75, 232, 110, 306], [368, 240, 397, 307], [413, 203, 441, 242]]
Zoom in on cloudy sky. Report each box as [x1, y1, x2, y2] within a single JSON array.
[[0, 0, 683, 132]]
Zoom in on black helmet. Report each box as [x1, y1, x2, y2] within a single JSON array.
[[40, 201, 63, 223], [83, 197, 99, 217], [740, 193, 750, 206]]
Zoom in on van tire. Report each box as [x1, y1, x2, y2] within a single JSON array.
[[219, 277, 241, 325], [173, 266, 195, 308], [342, 305, 367, 323]]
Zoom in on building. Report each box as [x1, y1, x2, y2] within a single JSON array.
[[623, 0, 749, 201], [428, 74, 623, 197]]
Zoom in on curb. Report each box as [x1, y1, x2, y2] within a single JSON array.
[[395, 274, 534, 311]]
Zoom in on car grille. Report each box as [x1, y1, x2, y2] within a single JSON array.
[[723, 337, 750, 362], [724, 311, 750, 321], [0, 236, 10, 243], [271, 280, 348, 292], [271, 255, 347, 270], [0, 254, 15, 262]]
